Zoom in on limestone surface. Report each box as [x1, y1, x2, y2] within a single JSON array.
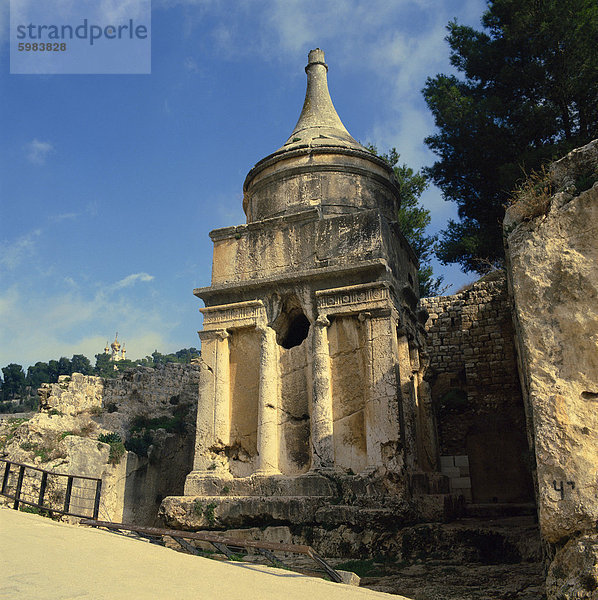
[[504, 138, 598, 598], [1, 363, 200, 524], [168, 49, 431, 533]]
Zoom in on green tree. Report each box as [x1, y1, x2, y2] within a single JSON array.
[[1, 364, 26, 401], [174, 348, 200, 362], [94, 353, 118, 379], [151, 350, 167, 366], [26, 362, 52, 389], [70, 354, 93, 375], [423, 0, 598, 273], [366, 145, 444, 297], [57, 356, 72, 377], [47, 360, 60, 382]]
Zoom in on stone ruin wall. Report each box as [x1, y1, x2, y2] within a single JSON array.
[[420, 275, 534, 504], [18, 363, 201, 525], [504, 139, 598, 600]]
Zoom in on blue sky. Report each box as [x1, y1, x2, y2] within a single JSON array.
[[0, 0, 487, 369]]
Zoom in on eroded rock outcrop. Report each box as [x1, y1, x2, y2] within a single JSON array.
[[504, 139, 598, 599], [1, 363, 200, 525]]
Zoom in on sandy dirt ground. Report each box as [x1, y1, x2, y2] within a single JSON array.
[[0, 508, 409, 600]]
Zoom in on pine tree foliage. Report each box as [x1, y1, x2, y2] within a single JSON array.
[[423, 0, 598, 272]]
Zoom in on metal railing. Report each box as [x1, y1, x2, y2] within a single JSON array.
[[80, 519, 344, 583], [0, 458, 102, 519]]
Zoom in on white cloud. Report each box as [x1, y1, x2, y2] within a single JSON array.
[[0, 276, 178, 368], [183, 56, 200, 73], [50, 212, 79, 223], [25, 139, 54, 165], [111, 272, 155, 290], [0, 229, 42, 271], [98, 0, 148, 22]]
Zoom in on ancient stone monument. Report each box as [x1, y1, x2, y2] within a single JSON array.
[[162, 49, 437, 530]]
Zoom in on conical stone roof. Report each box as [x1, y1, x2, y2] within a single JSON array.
[[243, 49, 399, 224], [278, 48, 365, 153]]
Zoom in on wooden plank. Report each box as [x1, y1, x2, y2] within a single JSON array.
[[63, 476, 73, 514], [0, 458, 102, 482], [80, 519, 344, 583], [307, 548, 343, 583], [38, 471, 48, 507], [92, 479, 102, 520], [80, 520, 312, 554], [212, 542, 235, 559], [257, 547, 290, 569], [0, 459, 102, 520], [171, 536, 200, 555]]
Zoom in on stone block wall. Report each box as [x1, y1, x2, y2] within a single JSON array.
[[420, 274, 533, 504], [440, 455, 472, 501]]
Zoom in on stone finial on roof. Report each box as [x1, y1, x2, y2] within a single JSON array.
[[281, 48, 364, 150]]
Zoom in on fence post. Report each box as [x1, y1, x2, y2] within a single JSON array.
[[63, 476, 73, 514], [1, 461, 10, 495], [13, 465, 25, 510], [93, 479, 102, 519], [38, 471, 48, 509]]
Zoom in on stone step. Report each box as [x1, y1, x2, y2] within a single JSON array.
[[161, 494, 412, 532], [396, 516, 542, 564], [464, 503, 537, 519], [413, 492, 465, 521], [183, 472, 338, 497]]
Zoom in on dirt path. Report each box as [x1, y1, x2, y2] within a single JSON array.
[[0, 508, 409, 600]]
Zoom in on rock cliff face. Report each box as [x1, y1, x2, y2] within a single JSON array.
[[2, 363, 200, 525], [504, 139, 598, 599]]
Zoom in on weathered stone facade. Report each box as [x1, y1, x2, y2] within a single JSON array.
[[504, 139, 598, 600], [420, 274, 534, 504], [162, 49, 437, 534]]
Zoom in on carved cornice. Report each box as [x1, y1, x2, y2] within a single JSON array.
[[201, 300, 264, 330], [315, 281, 393, 316]]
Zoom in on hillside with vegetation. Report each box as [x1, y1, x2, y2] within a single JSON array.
[[0, 348, 200, 413]]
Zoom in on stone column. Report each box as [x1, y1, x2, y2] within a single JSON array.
[[255, 325, 280, 475], [191, 329, 230, 472], [416, 370, 440, 472], [310, 315, 335, 470], [361, 310, 402, 470], [213, 330, 230, 447], [396, 332, 417, 470]]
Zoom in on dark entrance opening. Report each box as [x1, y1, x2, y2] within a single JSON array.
[[271, 295, 311, 350], [281, 313, 310, 349]]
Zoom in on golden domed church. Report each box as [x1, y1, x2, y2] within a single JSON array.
[[104, 333, 126, 362]]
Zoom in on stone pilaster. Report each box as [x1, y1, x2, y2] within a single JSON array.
[[191, 329, 230, 472], [360, 309, 402, 469], [396, 332, 417, 470], [415, 368, 439, 472], [310, 315, 335, 470], [255, 325, 280, 475]]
